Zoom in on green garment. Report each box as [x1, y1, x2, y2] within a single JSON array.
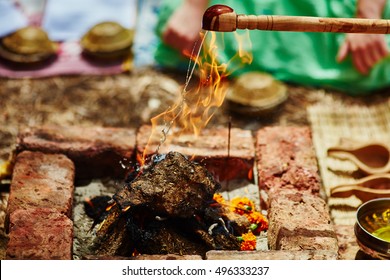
[[154, 0, 390, 95]]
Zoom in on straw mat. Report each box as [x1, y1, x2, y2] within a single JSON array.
[[308, 97, 390, 225]]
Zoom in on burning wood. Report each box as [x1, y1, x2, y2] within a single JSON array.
[[114, 151, 220, 218], [94, 151, 241, 257]]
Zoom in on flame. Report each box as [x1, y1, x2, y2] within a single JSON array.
[[84, 197, 93, 207], [132, 248, 140, 257], [142, 30, 253, 164], [136, 152, 145, 168]]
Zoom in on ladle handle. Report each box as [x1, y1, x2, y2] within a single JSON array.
[[237, 15, 390, 33]]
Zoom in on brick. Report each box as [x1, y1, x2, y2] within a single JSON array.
[[6, 208, 73, 260], [255, 126, 321, 208], [137, 125, 254, 181], [267, 189, 338, 252], [335, 225, 360, 260], [7, 151, 74, 219], [206, 250, 337, 260], [16, 125, 136, 179]]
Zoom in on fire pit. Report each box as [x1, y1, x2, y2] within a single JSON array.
[[94, 151, 241, 257], [3, 124, 341, 260]]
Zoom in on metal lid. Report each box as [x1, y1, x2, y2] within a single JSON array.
[[225, 72, 288, 116], [0, 26, 57, 63], [80, 21, 133, 54]]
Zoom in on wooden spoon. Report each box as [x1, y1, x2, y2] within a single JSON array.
[[330, 174, 390, 203], [327, 141, 390, 175]]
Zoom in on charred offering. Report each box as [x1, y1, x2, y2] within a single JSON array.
[[91, 151, 241, 257]]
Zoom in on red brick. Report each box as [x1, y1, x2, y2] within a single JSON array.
[[206, 250, 337, 260], [16, 125, 136, 179], [7, 151, 74, 219], [255, 126, 321, 208], [136, 125, 254, 181], [267, 189, 338, 252], [6, 208, 73, 260]]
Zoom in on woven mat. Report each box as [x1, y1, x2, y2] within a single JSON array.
[[307, 97, 390, 225]]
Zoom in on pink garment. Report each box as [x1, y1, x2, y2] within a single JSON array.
[[0, 42, 130, 78]]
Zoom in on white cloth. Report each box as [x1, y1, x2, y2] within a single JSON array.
[[133, 0, 161, 67], [42, 0, 137, 41], [0, 0, 28, 37]]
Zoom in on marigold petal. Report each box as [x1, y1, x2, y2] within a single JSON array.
[[213, 193, 225, 204]]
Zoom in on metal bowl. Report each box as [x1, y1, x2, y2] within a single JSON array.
[[355, 198, 390, 259]]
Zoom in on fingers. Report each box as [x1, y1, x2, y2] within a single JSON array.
[[162, 28, 200, 58], [356, 36, 389, 74], [351, 48, 370, 74], [336, 37, 369, 74], [160, 1, 205, 58], [337, 41, 349, 62], [338, 34, 389, 75], [162, 20, 202, 58]]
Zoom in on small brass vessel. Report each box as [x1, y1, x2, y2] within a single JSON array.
[[80, 21, 133, 60], [355, 198, 390, 259], [0, 26, 57, 64], [225, 72, 288, 116]]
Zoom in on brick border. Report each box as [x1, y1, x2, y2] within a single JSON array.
[[5, 125, 348, 260]]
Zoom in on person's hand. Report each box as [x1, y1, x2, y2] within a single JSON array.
[[162, 1, 207, 57], [337, 33, 389, 74]]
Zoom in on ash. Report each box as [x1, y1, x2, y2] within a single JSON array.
[[72, 178, 120, 260]]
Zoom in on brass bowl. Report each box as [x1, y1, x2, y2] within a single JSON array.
[[80, 21, 133, 59], [0, 26, 57, 63], [355, 198, 390, 259]]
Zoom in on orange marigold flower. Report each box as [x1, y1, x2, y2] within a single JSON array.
[[245, 211, 268, 230], [230, 197, 255, 215], [240, 231, 257, 251], [213, 193, 225, 204], [245, 211, 269, 233]]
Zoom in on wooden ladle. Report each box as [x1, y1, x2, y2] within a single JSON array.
[[202, 4, 390, 33], [330, 174, 390, 203], [327, 141, 390, 175]]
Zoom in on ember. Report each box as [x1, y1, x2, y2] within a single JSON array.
[[83, 195, 112, 226]]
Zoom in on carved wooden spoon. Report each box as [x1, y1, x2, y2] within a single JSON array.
[[327, 141, 390, 175], [330, 174, 390, 203]]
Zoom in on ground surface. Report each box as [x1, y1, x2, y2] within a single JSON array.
[[1, 66, 390, 259]]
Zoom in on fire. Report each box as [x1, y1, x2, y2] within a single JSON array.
[[142, 30, 253, 164], [136, 152, 145, 169]]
